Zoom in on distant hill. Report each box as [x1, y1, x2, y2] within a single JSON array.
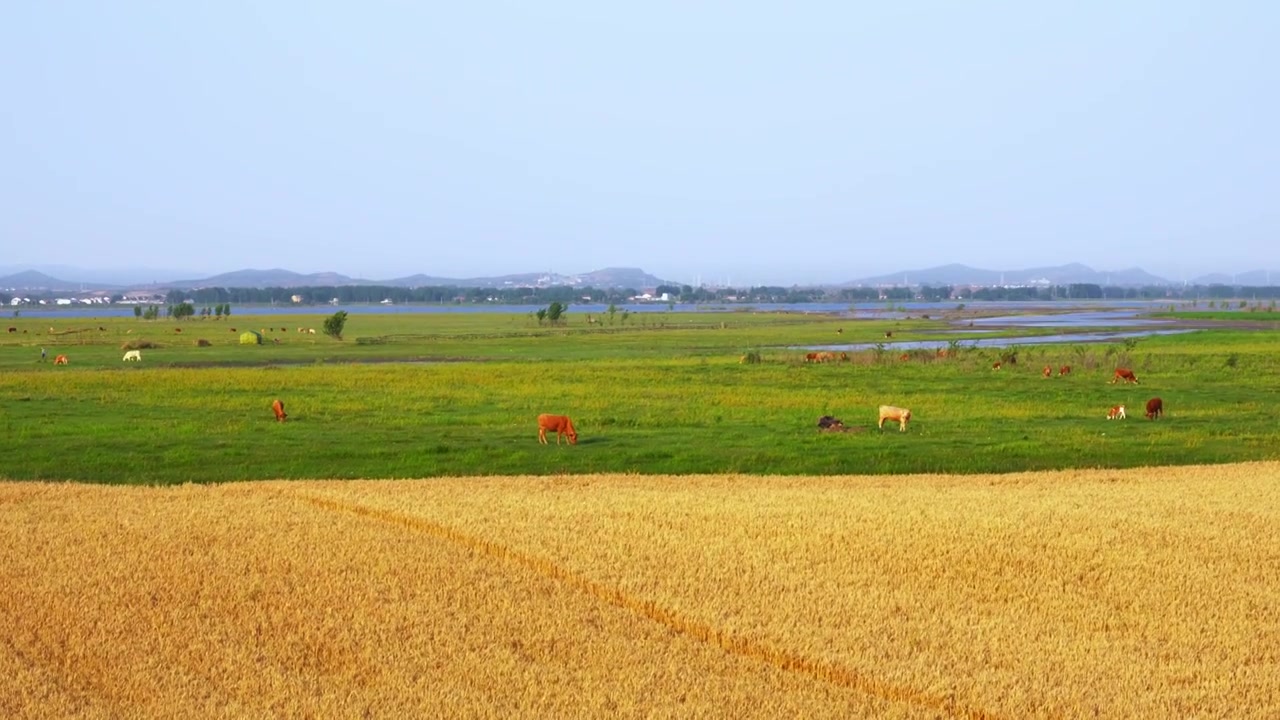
[[163, 268, 376, 290], [847, 263, 1171, 287], [1192, 270, 1280, 285], [0, 270, 118, 292], [358, 267, 670, 290]]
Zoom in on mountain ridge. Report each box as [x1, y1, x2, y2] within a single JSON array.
[[4, 264, 1279, 293]]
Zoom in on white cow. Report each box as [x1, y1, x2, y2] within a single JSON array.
[[123, 350, 142, 362], [878, 405, 912, 432]]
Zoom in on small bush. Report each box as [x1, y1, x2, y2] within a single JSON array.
[[739, 351, 762, 364], [121, 340, 159, 350]]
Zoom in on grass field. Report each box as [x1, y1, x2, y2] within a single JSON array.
[[3, 311, 1280, 482], [2, 463, 1277, 718]]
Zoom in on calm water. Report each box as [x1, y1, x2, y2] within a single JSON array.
[[13, 299, 1167, 320]]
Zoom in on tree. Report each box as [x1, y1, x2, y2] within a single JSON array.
[[133, 305, 142, 318], [224, 303, 232, 320], [535, 308, 547, 325], [214, 303, 224, 319], [323, 310, 348, 340], [546, 301, 566, 325]]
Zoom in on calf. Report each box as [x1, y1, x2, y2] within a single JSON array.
[[1106, 405, 1126, 420], [271, 399, 288, 422], [1043, 365, 1052, 378], [537, 414, 578, 445], [1110, 368, 1139, 384], [54, 354, 69, 365], [1059, 365, 1071, 376], [1145, 397, 1163, 420], [878, 405, 911, 432]]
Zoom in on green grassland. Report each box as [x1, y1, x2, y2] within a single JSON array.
[[2, 311, 1277, 484]]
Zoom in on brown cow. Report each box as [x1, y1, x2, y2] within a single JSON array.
[[6, 327, 15, 333], [805, 352, 819, 363], [1043, 365, 1052, 378], [1106, 404, 1126, 420], [1110, 368, 1139, 384], [271, 399, 288, 422], [1145, 397, 1163, 420], [899, 353, 910, 362], [537, 414, 578, 445], [1059, 365, 1071, 376], [992, 361, 1002, 371], [54, 354, 69, 365], [878, 405, 911, 432], [174, 327, 182, 333], [230, 328, 237, 332], [884, 331, 893, 338]]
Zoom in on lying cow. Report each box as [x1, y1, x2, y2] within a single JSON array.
[[538, 413, 578, 445], [272, 399, 288, 422], [122, 350, 142, 362], [1110, 368, 1139, 384], [1042, 365, 1052, 378], [878, 405, 911, 432], [1145, 397, 1163, 420], [1106, 405, 1126, 420], [817, 415, 846, 432]]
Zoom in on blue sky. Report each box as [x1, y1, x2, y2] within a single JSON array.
[[2, 2, 1276, 285]]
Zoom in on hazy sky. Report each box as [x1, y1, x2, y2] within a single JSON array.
[[3, 2, 1276, 285]]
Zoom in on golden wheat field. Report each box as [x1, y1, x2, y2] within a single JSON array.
[[2, 464, 1279, 719]]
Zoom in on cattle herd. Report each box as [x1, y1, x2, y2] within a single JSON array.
[[27, 327, 1168, 445]]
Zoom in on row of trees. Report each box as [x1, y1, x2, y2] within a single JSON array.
[[132, 302, 232, 320]]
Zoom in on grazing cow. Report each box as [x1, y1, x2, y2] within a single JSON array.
[[174, 327, 182, 333], [878, 405, 911, 432], [836, 328, 843, 334], [308, 328, 316, 335], [839, 352, 849, 361], [1145, 397, 1163, 420], [98, 326, 106, 332], [1110, 368, 1139, 384], [992, 361, 1002, 371], [54, 354, 69, 365], [1106, 405, 1127, 420], [229, 328, 237, 332], [884, 331, 893, 338], [298, 327, 305, 333], [1043, 365, 1052, 378], [537, 413, 578, 445], [6, 327, 15, 333], [899, 353, 910, 362], [272, 399, 288, 422], [122, 350, 142, 362], [805, 352, 819, 363], [1059, 365, 1071, 376]]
